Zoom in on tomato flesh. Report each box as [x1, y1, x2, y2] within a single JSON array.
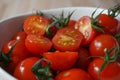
[[24, 15, 49, 36], [25, 34, 52, 55], [52, 27, 83, 51], [75, 16, 97, 45]]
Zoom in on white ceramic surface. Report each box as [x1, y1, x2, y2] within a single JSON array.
[[0, 7, 119, 80]]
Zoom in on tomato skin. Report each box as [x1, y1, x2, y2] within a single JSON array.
[[88, 58, 120, 80], [89, 34, 118, 56], [55, 68, 93, 80], [12, 31, 27, 41], [68, 20, 76, 28], [14, 57, 40, 80], [2, 40, 31, 73], [23, 15, 49, 36], [98, 14, 120, 35], [52, 27, 83, 51], [75, 48, 91, 70], [75, 16, 97, 45], [43, 51, 78, 71], [25, 34, 52, 55]]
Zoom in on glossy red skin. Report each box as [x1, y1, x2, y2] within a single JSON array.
[[98, 14, 120, 35], [52, 27, 83, 51], [2, 40, 31, 73], [55, 68, 93, 80], [75, 16, 97, 45], [23, 15, 49, 36], [25, 34, 52, 55], [14, 57, 40, 80], [43, 51, 78, 71], [12, 31, 27, 41], [89, 34, 118, 56], [88, 58, 120, 80], [75, 48, 91, 70], [68, 20, 77, 28]]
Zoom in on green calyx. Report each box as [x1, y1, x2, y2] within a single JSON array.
[[108, 4, 120, 18], [115, 33, 120, 39], [99, 46, 119, 75], [32, 58, 53, 80], [0, 41, 17, 67], [46, 10, 75, 36], [91, 7, 105, 33]]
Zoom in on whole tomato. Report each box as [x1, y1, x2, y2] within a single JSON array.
[[75, 48, 91, 70], [2, 40, 31, 73], [88, 58, 120, 80], [89, 34, 118, 56], [14, 57, 40, 80], [98, 14, 120, 35]]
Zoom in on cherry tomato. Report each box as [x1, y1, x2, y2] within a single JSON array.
[[68, 20, 76, 28], [25, 34, 52, 55], [75, 48, 91, 70], [2, 40, 31, 73], [52, 27, 83, 51], [23, 15, 49, 36], [14, 57, 40, 80], [43, 51, 78, 71], [55, 68, 93, 80], [75, 16, 97, 45], [88, 58, 120, 80], [89, 34, 118, 56], [98, 14, 120, 35], [12, 31, 27, 41]]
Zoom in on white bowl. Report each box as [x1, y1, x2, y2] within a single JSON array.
[[0, 7, 119, 80]]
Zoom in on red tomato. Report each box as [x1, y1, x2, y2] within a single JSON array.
[[68, 20, 76, 28], [88, 58, 120, 80], [89, 34, 118, 56], [2, 40, 31, 73], [55, 68, 93, 80], [75, 48, 91, 70], [75, 16, 97, 45], [52, 27, 83, 51], [14, 57, 40, 80], [43, 51, 78, 71], [25, 34, 52, 55], [98, 14, 120, 35], [23, 15, 49, 36], [12, 31, 27, 41]]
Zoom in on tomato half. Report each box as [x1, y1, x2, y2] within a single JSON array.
[[52, 27, 83, 51], [88, 58, 120, 80], [75, 16, 97, 45], [89, 34, 118, 56], [23, 15, 49, 36], [14, 57, 40, 80], [55, 68, 93, 80], [98, 14, 120, 35], [25, 34, 52, 55], [43, 51, 78, 71]]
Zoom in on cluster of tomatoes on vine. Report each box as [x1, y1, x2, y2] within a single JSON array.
[[0, 4, 120, 80]]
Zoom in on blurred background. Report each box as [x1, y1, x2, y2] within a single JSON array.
[[0, 0, 120, 20]]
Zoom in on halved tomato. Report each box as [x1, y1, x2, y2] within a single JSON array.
[[23, 15, 49, 36], [43, 51, 78, 71], [52, 27, 83, 51], [75, 16, 97, 45], [25, 34, 52, 55]]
